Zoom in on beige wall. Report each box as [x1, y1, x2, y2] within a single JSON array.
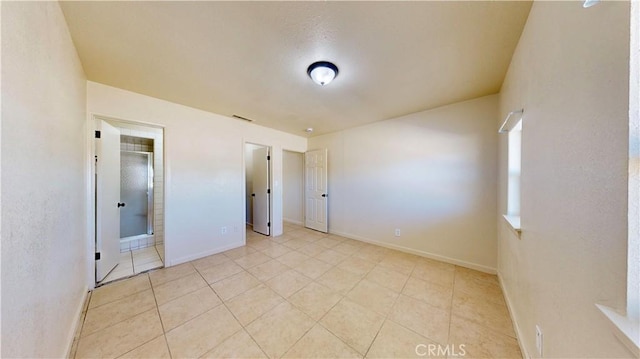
[[87, 82, 307, 266], [1, 2, 88, 357], [497, 1, 632, 357], [309, 95, 499, 272], [283, 150, 304, 225]]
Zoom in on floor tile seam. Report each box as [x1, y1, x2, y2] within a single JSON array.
[[277, 319, 322, 359], [448, 309, 518, 340], [72, 294, 92, 356], [114, 333, 169, 359], [77, 307, 162, 358], [233, 258, 273, 271], [148, 274, 170, 337], [197, 325, 245, 358], [450, 287, 511, 313], [384, 316, 447, 348], [155, 277, 222, 310], [179, 261, 224, 294], [447, 272, 462, 347], [90, 275, 152, 309], [290, 263, 332, 281], [359, 279, 407, 357], [211, 280, 261, 302], [206, 327, 266, 359], [132, 249, 160, 258], [80, 300, 158, 339], [133, 262, 164, 275], [258, 294, 320, 357], [315, 316, 369, 358], [258, 249, 290, 260], [192, 259, 234, 275], [229, 291, 287, 328], [162, 298, 226, 333], [150, 265, 197, 288], [133, 257, 164, 267], [132, 255, 162, 268], [124, 250, 135, 273], [217, 300, 271, 358], [400, 290, 453, 313], [133, 257, 162, 270], [286, 279, 346, 316], [389, 294, 452, 345], [452, 286, 510, 308], [154, 278, 210, 306], [163, 304, 236, 358], [206, 266, 255, 282]]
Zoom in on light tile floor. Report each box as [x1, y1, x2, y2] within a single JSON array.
[[101, 246, 164, 284], [72, 224, 521, 358]]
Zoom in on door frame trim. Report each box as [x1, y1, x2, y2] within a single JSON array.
[[86, 113, 165, 289], [243, 141, 273, 237]]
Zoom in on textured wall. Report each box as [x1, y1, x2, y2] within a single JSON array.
[[1, 2, 88, 357], [87, 82, 307, 265], [309, 95, 499, 272], [497, 1, 632, 357]]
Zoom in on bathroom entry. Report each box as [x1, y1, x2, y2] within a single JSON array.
[[245, 143, 271, 236], [94, 118, 165, 284]]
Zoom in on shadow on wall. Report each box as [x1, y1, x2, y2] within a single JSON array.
[[312, 95, 499, 270]]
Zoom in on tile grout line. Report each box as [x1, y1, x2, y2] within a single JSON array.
[[278, 234, 358, 358], [361, 260, 416, 358], [129, 250, 135, 274], [88, 227, 515, 358], [196, 258, 278, 359], [448, 269, 459, 348], [133, 274, 171, 359], [86, 275, 162, 358]]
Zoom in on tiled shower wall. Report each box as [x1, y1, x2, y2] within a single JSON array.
[[109, 122, 164, 261], [120, 135, 153, 152]]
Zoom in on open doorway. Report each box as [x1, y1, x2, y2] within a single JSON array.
[[245, 143, 271, 236], [93, 117, 165, 285]]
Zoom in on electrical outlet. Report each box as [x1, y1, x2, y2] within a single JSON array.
[[535, 325, 543, 357], [394, 229, 401, 237], [221, 226, 227, 235]]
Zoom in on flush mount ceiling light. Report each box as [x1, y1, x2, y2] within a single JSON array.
[[305, 127, 314, 133], [307, 61, 339, 86]]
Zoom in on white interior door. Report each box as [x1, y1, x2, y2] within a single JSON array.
[[305, 149, 328, 233], [96, 121, 121, 282], [252, 147, 270, 236]]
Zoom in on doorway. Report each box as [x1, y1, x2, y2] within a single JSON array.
[[245, 143, 271, 236], [94, 118, 165, 285]]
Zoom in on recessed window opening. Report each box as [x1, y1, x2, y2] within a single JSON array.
[[507, 119, 523, 217]]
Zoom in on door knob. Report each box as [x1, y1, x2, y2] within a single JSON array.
[[117, 202, 126, 208], [251, 193, 256, 197], [322, 194, 327, 197]]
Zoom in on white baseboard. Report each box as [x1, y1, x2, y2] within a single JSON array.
[[498, 272, 529, 359], [168, 242, 245, 267], [330, 230, 497, 274], [65, 288, 89, 358], [283, 218, 303, 226]]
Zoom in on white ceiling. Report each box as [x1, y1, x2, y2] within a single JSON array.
[[60, 1, 532, 137]]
